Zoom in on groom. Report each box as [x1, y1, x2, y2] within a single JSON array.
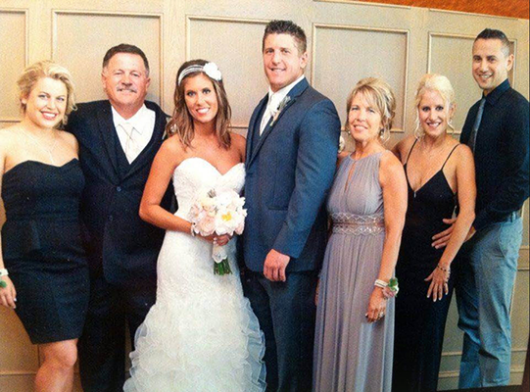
[[242, 20, 341, 391]]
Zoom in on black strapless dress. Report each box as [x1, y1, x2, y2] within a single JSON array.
[[392, 142, 460, 392], [1, 159, 89, 344]]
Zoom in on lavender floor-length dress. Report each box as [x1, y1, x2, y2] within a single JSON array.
[[313, 152, 394, 392]]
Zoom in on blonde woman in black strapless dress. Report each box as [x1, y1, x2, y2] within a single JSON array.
[[0, 61, 89, 392]]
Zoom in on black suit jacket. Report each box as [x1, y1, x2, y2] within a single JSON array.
[[67, 100, 172, 287]]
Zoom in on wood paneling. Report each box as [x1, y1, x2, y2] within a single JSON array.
[[319, 0, 529, 20], [52, 10, 162, 104], [0, 0, 528, 390], [0, 10, 26, 121], [312, 24, 408, 131], [187, 16, 269, 130]]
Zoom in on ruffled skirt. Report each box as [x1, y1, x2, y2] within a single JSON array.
[[124, 231, 266, 392]]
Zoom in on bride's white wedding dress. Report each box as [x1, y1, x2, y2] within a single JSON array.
[[124, 158, 266, 392]]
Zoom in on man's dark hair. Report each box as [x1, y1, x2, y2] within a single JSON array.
[[262, 20, 307, 54], [102, 43, 150, 76], [475, 28, 511, 56]]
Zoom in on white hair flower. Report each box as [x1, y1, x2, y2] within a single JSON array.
[[203, 62, 222, 82], [177, 62, 223, 85]]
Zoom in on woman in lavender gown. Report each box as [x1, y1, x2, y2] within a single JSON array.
[[313, 78, 407, 392]]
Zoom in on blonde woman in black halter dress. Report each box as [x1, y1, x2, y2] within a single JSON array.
[[392, 74, 476, 392], [0, 61, 89, 392]]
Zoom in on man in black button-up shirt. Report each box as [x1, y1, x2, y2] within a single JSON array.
[[435, 28, 529, 388]]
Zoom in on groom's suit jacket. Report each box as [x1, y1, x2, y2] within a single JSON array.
[[67, 100, 172, 287], [243, 78, 341, 273]]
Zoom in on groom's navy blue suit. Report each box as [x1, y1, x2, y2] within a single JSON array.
[[242, 78, 341, 391]]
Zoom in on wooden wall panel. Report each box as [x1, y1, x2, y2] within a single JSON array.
[[0, 374, 36, 391], [0, 10, 26, 122], [187, 16, 268, 131], [318, 0, 529, 20], [512, 266, 530, 350], [312, 24, 408, 131], [52, 11, 162, 105], [0, 0, 528, 390], [0, 308, 38, 375]]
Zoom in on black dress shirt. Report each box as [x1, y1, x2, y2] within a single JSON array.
[[461, 79, 529, 230]]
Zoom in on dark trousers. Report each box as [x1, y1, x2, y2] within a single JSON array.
[[242, 270, 318, 392], [78, 272, 156, 392]]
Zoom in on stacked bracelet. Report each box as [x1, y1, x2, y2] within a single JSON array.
[[374, 279, 388, 289]]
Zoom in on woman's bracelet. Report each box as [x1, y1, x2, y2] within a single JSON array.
[[374, 278, 400, 299], [437, 264, 450, 273], [374, 279, 388, 289], [190, 223, 196, 237]]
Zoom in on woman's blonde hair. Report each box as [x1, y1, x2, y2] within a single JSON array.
[[346, 77, 396, 144], [17, 60, 76, 128], [166, 59, 232, 150], [414, 74, 456, 138]]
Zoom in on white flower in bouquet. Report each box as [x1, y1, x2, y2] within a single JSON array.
[[189, 188, 247, 275]]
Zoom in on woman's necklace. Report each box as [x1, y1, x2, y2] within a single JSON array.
[[22, 129, 59, 165], [420, 136, 447, 159]]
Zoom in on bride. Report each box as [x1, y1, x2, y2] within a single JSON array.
[[123, 60, 266, 392]]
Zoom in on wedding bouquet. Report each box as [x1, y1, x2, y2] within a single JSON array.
[[189, 188, 247, 275]]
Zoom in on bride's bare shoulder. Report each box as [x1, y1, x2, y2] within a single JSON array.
[[159, 134, 189, 164], [230, 132, 246, 161]]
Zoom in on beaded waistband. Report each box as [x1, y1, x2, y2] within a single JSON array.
[[331, 213, 384, 235]]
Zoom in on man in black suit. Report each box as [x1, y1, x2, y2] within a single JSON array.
[[67, 44, 172, 392]]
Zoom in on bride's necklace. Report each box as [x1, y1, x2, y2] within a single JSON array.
[[22, 129, 59, 165]]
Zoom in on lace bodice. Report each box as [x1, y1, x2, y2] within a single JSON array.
[[173, 158, 246, 220]]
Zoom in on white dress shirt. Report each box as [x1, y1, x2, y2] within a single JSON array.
[[260, 75, 305, 135], [112, 104, 156, 163]]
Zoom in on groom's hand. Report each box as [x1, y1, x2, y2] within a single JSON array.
[[264, 250, 290, 282]]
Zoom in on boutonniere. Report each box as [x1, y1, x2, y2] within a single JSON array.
[[338, 135, 346, 154], [270, 96, 291, 127]]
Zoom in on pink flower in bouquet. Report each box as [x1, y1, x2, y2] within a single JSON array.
[[235, 219, 245, 235], [199, 196, 217, 216], [196, 214, 216, 235]]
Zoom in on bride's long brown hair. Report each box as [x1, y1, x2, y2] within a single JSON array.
[[166, 59, 232, 149]]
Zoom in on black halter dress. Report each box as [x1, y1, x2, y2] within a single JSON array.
[[392, 140, 460, 392]]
